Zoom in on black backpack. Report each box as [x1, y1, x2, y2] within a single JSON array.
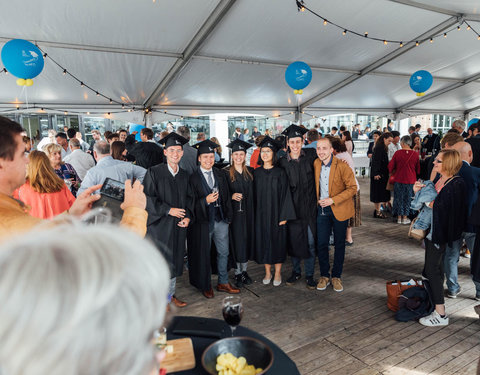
[[395, 281, 434, 322]]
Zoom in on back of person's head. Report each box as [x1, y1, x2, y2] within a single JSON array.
[[0, 116, 24, 161], [104, 131, 113, 139], [331, 127, 338, 132], [439, 149, 462, 176], [106, 133, 119, 142], [47, 129, 57, 138], [306, 129, 320, 142], [339, 125, 346, 132], [0, 224, 170, 375], [330, 137, 347, 153], [452, 141, 473, 163], [67, 128, 76, 139], [408, 126, 416, 133], [111, 141, 126, 160], [69, 138, 81, 149], [56, 132, 68, 141], [141, 128, 154, 140], [275, 135, 286, 149], [94, 140, 111, 156], [400, 135, 412, 147], [415, 124, 421, 130], [440, 132, 463, 149], [159, 131, 169, 140], [43, 143, 63, 157], [23, 136, 31, 144], [176, 126, 191, 141], [26, 150, 64, 193], [254, 135, 265, 147]]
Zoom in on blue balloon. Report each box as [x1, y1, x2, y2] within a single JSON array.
[[468, 118, 479, 128], [1, 39, 44, 79], [129, 124, 145, 142], [285, 61, 312, 90], [409, 70, 433, 94]]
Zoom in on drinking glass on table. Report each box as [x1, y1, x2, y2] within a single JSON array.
[[212, 187, 220, 207], [222, 296, 243, 336], [319, 196, 329, 215]]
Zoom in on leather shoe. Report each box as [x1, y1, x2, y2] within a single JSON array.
[[171, 295, 187, 308], [202, 288, 214, 299], [217, 283, 240, 294]]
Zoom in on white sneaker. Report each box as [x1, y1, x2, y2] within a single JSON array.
[[402, 218, 411, 225], [419, 311, 449, 327], [397, 218, 402, 224], [273, 278, 282, 287]]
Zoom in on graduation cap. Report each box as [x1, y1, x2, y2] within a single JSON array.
[[159, 132, 189, 148], [193, 139, 219, 155], [282, 124, 308, 139], [226, 139, 252, 153], [258, 136, 280, 152]]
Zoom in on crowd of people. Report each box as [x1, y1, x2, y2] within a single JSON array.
[[1, 111, 480, 375]]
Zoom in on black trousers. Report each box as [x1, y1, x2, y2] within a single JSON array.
[[423, 239, 446, 305]]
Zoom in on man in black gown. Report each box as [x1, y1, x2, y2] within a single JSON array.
[[279, 125, 318, 289], [143, 132, 193, 308], [126, 128, 164, 169], [188, 139, 239, 298]]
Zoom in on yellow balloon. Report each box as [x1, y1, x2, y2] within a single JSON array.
[[25, 79, 33, 87], [298, 89, 303, 95], [416, 92, 425, 97], [293, 89, 299, 95], [16, 79, 26, 86]]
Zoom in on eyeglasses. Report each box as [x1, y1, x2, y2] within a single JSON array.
[[433, 158, 443, 163]]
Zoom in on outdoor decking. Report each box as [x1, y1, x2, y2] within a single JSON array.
[[174, 178, 480, 375]]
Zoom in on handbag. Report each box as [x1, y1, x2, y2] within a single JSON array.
[[386, 279, 423, 312], [408, 217, 427, 240]]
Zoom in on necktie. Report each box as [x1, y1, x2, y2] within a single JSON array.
[[206, 171, 214, 189]]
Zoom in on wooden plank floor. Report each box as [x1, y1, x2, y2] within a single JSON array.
[[173, 178, 480, 374]]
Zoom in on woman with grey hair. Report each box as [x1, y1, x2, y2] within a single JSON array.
[[388, 135, 420, 224], [0, 224, 170, 375]]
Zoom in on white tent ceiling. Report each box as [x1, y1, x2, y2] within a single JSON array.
[[0, 0, 479, 122]]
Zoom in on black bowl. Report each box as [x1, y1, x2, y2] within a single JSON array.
[[202, 336, 274, 375]]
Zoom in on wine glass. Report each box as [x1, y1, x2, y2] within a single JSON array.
[[319, 196, 329, 215], [237, 193, 243, 213], [153, 327, 167, 351], [212, 187, 220, 207], [222, 296, 243, 336]]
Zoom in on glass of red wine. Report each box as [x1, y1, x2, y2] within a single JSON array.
[[222, 296, 243, 336]]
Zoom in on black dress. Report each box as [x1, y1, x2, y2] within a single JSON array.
[[370, 145, 391, 203], [143, 164, 194, 277], [225, 167, 255, 264], [278, 148, 317, 259], [253, 166, 296, 264]]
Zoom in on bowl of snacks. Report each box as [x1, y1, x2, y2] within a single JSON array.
[[201, 337, 273, 375]]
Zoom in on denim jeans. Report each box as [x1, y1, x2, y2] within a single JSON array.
[[235, 262, 248, 275], [210, 221, 230, 284], [291, 226, 316, 277], [169, 277, 176, 297], [317, 206, 348, 278], [444, 232, 480, 294]]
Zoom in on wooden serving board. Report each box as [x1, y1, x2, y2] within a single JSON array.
[[161, 338, 196, 373]]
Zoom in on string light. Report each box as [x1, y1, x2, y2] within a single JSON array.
[[64, 111, 68, 115], [415, 41, 419, 46], [364, 32, 368, 38], [430, 38, 433, 43], [457, 25, 461, 31], [109, 98, 113, 104], [383, 40, 387, 45], [444, 33, 447, 38], [63, 69, 67, 75], [323, 19, 327, 26], [342, 30, 347, 35], [467, 25, 471, 31], [96, 92, 100, 96], [399, 42, 403, 47], [80, 82, 85, 87]]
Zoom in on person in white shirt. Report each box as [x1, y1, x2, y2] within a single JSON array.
[[388, 131, 401, 161], [55, 132, 72, 159], [75, 132, 90, 152], [64, 138, 96, 180], [37, 129, 57, 151]]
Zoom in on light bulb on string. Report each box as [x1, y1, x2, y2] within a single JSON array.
[[364, 32, 368, 38], [430, 38, 433, 43], [342, 30, 347, 35], [457, 25, 461, 31], [467, 25, 471, 30], [323, 20, 327, 26], [383, 40, 387, 45], [80, 82, 85, 87], [63, 69, 67, 75], [399, 42, 404, 47], [444, 33, 447, 38], [415, 41, 419, 46], [109, 99, 113, 104]]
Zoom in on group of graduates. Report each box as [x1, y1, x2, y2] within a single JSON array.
[[145, 124, 357, 307]]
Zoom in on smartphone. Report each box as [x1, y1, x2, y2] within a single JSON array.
[[92, 178, 125, 221]]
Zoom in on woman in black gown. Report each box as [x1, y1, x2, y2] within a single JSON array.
[[253, 136, 296, 287], [370, 132, 393, 218], [226, 139, 255, 288]]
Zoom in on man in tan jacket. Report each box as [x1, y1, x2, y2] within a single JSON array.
[[314, 137, 357, 292], [0, 117, 147, 243]]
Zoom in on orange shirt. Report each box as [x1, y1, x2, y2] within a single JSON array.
[[14, 182, 75, 219], [250, 148, 261, 169]]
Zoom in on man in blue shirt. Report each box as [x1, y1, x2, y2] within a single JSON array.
[[303, 129, 320, 149], [78, 141, 146, 195]]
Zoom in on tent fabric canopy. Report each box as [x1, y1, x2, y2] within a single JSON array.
[[0, 0, 479, 121]]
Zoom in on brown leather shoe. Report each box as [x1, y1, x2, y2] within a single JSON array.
[[202, 288, 214, 299], [217, 283, 240, 294], [171, 295, 187, 308]]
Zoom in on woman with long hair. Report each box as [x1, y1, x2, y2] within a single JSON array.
[[226, 139, 255, 288], [253, 137, 295, 287], [370, 132, 393, 218], [388, 135, 420, 224], [44, 143, 81, 197], [341, 130, 354, 156], [14, 151, 75, 219], [411, 134, 422, 152], [111, 140, 127, 161], [210, 137, 222, 162], [414, 149, 466, 326]]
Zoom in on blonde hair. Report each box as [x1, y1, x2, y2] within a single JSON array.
[[43, 142, 63, 157], [438, 149, 462, 176], [27, 150, 65, 193], [0, 223, 170, 375], [210, 137, 222, 155]]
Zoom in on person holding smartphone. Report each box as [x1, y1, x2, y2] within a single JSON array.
[[187, 139, 238, 299], [143, 132, 194, 308]]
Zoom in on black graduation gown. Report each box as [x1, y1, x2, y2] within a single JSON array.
[[470, 189, 480, 282], [129, 142, 164, 169], [187, 167, 233, 291], [225, 167, 255, 263], [370, 146, 391, 203], [143, 164, 194, 277], [278, 148, 317, 259], [253, 166, 296, 264]]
